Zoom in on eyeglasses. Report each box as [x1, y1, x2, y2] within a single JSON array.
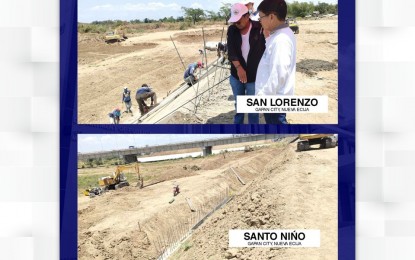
[[258, 14, 270, 21]]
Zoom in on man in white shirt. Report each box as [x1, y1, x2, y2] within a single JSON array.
[[256, 0, 296, 124]]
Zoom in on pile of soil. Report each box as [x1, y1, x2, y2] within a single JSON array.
[[296, 59, 337, 76]]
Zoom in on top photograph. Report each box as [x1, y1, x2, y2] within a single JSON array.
[[78, 0, 338, 124]]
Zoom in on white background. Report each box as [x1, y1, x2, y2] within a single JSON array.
[[0, 0, 414, 259]]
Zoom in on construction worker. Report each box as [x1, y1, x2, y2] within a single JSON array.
[[136, 84, 157, 116], [122, 87, 132, 114], [241, 0, 259, 21], [108, 108, 121, 124], [184, 61, 204, 86], [173, 184, 180, 196], [217, 42, 228, 65]]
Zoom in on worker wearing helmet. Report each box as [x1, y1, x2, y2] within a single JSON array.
[[184, 61, 204, 86], [121, 86, 132, 114]]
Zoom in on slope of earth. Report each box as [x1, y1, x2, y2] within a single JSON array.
[[171, 143, 338, 259], [78, 140, 290, 259], [78, 26, 226, 124], [78, 139, 337, 259]]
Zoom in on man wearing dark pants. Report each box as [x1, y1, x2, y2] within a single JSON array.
[[227, 3, 265, 124], [135, 84, 157, 116]]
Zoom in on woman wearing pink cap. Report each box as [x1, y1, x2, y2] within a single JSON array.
[[227, 3, 266, 124]]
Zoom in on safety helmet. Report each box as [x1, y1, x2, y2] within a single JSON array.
[[197, 61, 204, 68]]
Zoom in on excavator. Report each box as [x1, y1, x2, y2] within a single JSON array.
[[297, 134, 338, 151], [104, 25, 128, 43], [98, 163, 143, 190]]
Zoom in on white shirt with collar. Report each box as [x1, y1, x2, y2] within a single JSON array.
[[255, 26, 296, 96]]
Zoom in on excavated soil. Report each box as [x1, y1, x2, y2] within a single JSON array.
[[296, 59, 337, 76], [78, 139, 337, 259], [171, 143, 338, 260], [174, 29, 226, 43], [78, 19, 338, 124]]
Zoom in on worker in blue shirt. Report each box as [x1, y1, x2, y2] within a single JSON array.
[[184, 61, 203, 86], [108, 108, 121, 124], [135, 84, 157, 116], [121, 87, 132, 114]]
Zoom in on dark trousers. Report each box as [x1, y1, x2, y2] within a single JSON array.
[[136, 92, 156, 115]]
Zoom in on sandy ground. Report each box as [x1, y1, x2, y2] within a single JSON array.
[[78, 19, 338, 124], [78, 138, 337, 259]]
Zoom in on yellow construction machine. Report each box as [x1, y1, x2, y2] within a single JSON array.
[[104, 25, 128, 43], [83, 187, 104, 198], [98, 163, 143, 190], [297, 134, 338, 151]]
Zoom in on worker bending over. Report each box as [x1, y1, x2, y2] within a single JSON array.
[[108, 108, 121, 124], [184, 61, 204, 86], [136, 84, 157, 116]]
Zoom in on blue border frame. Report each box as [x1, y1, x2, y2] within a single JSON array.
[[60, 0, 355, 258]]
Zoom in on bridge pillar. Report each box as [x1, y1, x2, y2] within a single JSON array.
[[123, 154, 138, 163], [202, 146, 212, 156]]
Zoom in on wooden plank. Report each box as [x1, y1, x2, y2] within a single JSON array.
[[230, 167, 246, 185], [185, 197, 196, 212]]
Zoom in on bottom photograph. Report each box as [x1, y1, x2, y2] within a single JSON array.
[[77, 134, 338, 259]]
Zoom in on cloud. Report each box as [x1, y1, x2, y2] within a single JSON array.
[[91, 2, 181, 12], [190, 3, 203, 9], [79, 136, 98, 143], [91, 4, 113, 11]]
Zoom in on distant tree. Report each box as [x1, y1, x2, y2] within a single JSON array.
[[96, 158, 103, 166], [206, 10, 220, 21], [327, 4, 338, 14], [219, 3, 232, 25], [166, 16, 176, 23], [176, 16, 185, 22], [181, 7, 205, 24], [144, 18, 150, 23], [315, 2, 330, 15], [87, 159, 94, 168], [289, 1, 314, 17]]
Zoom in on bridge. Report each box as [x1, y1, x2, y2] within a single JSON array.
[[78, 134, 298, 163]]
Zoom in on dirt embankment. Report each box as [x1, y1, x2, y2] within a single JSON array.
[[78, 19, 338, 124], [171, 144, 338, 260], [78, 140, 337, 260]]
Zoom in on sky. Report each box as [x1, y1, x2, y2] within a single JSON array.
[[78, 134, 235, 153], [78, 0, 338, 23]]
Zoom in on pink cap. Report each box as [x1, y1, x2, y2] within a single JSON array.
[[228, 3, 249, 23]]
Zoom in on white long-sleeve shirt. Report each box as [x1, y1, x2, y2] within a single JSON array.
[[255, 26, 296, 96]]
